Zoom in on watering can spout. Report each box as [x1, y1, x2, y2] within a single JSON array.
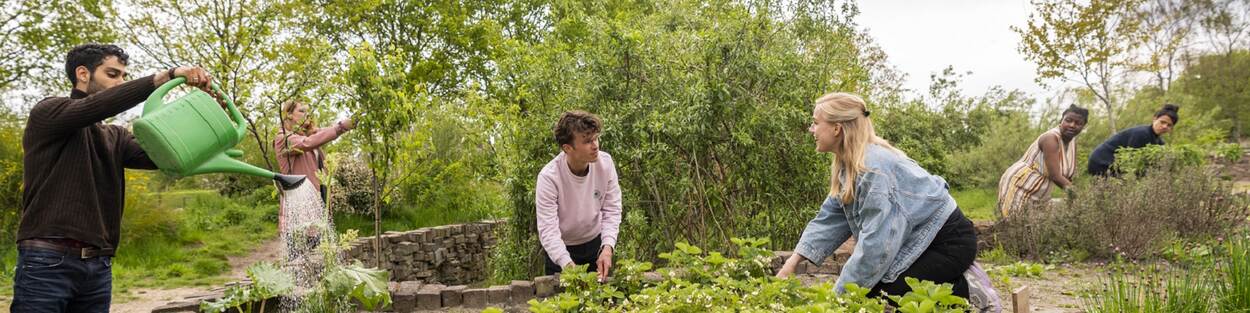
[[274, 174, 307, 191]]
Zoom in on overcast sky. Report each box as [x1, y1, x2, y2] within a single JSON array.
[[856, 0, 1049, 98]]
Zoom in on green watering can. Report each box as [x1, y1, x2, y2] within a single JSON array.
[[133, 77, 307, 190]]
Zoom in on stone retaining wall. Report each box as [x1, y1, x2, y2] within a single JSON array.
[[345, 220, 505, 285], [156, 219, 998, 312]]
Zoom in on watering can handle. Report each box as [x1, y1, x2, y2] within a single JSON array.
[[146, 77, 248, 140]]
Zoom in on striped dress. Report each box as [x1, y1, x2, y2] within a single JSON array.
[[996, 128, 1077, 218]]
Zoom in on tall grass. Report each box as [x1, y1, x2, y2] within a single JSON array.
[[1218, 233, 1250, 312], [1084, 233, 1250, 313]]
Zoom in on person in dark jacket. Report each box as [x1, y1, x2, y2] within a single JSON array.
[[13, 43, 216, 312], [1087, 104, 1179, 176]]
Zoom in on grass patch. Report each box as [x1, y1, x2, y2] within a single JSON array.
[[112, 188, 278, 295], [978, 244, 1016, 264], [952, 188, 997, 222]]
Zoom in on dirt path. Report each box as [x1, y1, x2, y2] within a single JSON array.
[[109, 238, 282, 313], [997, 263, 1103, 313]]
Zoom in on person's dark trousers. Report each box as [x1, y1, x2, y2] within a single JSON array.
[[1087, 162, 1120, 177], [11, 246, 113, 313], [868, 208, 977, 301], [544, 234, 603, 275]]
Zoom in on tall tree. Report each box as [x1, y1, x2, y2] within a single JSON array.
[[115, 0, 331, 173], [298, 0, 547, 264], [1132, 0, 1201, 95], [1196, 0, 1250, 57], [0, 0, 117, 101], [1015, 0, 1145, 132], [1173, 51, 1250, 138]]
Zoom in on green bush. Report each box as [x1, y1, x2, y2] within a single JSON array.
[[327, 153, 375, 216], [0, 107, 23, 281], [996, 159, 1249, 260], [946, 109, 1045, 189], [1114, 141, 1241, 176], [491, 0, 884, 280]]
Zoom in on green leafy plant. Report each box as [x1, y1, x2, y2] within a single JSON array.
[[1114, 143, 1240, 176], [991, 262, 1048, 278], [298, 229, 392, 312], [324, 261, 392, 310], [519, 237, 963, 312], [202, 230, 391, 313], [1217, 233, 1250, 312], [247, 262, 294, 313], [200, 262, 294, 313], [886, 277, 970, 313]]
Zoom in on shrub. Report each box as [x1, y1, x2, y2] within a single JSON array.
[[1114, 142, 1241, 177], [996, 159, 1249, 260], [326, 154, 375, 216]]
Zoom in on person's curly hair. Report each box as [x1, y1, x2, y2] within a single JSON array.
[[65, 44, 129, 85], [553, 110, 602, 147]]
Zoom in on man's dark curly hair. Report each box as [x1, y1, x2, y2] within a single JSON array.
[[65, 44, 130, 85]]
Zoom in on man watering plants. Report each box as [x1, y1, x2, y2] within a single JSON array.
[[534, 110, 622, 282], [13, 43, 218, 312]]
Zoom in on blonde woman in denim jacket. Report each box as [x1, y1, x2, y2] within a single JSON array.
[[776, 92, 978, 300]]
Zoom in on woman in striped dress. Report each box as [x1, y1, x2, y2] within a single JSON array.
[[997, 105, 1089, 219]]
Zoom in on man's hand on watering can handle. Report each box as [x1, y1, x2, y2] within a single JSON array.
[[153, 66, 213, 88], [154, 66, 226, 109]]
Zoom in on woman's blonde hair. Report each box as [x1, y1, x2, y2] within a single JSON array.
[[281, 100, 313, 135], [814, 92, 904, 203]]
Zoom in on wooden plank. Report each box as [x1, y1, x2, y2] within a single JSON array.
[[1012, 285, 1031, 313]]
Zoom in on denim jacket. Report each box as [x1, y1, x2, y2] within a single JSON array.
[[794, 144, 957, 293]]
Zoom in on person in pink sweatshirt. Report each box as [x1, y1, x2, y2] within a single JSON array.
[[273, 100, 354, 233], [535, 111, 623, 281]]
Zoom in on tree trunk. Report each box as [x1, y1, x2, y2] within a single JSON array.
[[371, 153, 383, 269], [246, 120, 274, 171], [1106, 104, 1118, 134]]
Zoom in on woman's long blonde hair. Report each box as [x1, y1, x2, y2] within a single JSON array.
[[281, 100, 313, 135], [814, 92, 904, 203]]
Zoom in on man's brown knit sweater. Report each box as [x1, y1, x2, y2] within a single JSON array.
[[17, 75, 159, 251]]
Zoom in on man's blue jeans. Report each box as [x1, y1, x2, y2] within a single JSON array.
[[11, 247, 112, 313]]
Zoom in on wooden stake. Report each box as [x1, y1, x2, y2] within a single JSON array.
[[1012, 285, 1031, 313]]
